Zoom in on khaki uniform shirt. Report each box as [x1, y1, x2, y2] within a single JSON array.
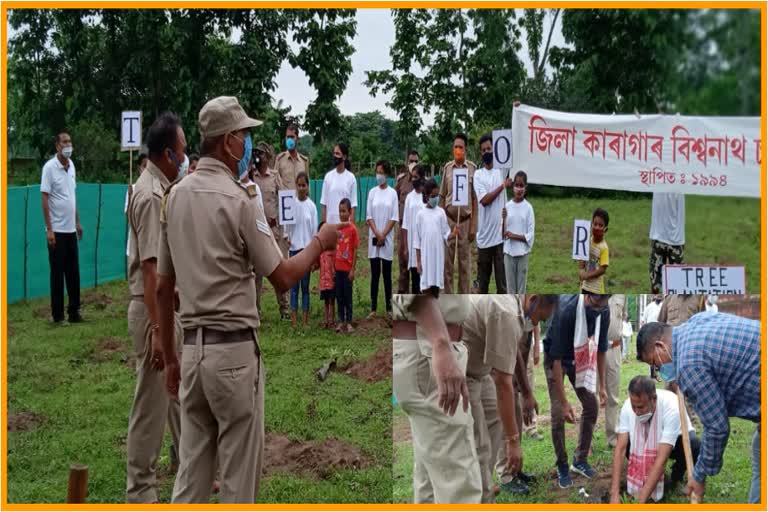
[[462, 295, 524, 378], [253, 168, 283, 227], [658, 295, 703, 326], [607, 294, 627, 341], [157, 157, 283, 331], [393, 294, 470, 356], [395, 172, 414, 221], [275, 150, 308, 188], [439, 160, 477, 223], [127, 161, 170, 296]]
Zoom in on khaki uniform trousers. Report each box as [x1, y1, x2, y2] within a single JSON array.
[[605, 343, 622, 446], [523, 345, 538, 435], [126, 299, 182, 503], [171, 332, 265, 504], [255, 226, 289, 315], [393, 338, 482, 504], [444, 218, 471, 294]]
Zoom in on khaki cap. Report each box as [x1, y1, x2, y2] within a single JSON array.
[[198, 96, 262, 138]]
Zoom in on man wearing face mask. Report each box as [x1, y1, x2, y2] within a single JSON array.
[[275, 124, 309, 186], [252, 141, 291, 319], [463, 295, 558, 501], [396, 150, 420, 294], [438, 133, 478, 294], [473, 135, 512, 294], [125, 112, 186, 503], [636, 314, 760, 503], [609, 376, 698, 504], [155, 96, 339, 503], [543, 294, 610, 488], [41, 130, 83, 324]]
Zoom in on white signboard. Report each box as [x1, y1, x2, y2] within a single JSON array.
[[511, 104, 760, 197], [663, 265, 746, 295], [121, 111, 142, 151], [452, 168, 469, 207], [278, 190, 296, 226], [572, 219, 591, 261], [492, 129, 513, 170]]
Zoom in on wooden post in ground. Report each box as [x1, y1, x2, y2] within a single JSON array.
[[66, 464, 88, 503], [676, 389, 701, 503]]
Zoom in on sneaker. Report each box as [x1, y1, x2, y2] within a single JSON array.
[[527, 431, 545, 441], [570, 460, 597, 479], [68, 313, 84, 323], [557, 463, 573, 488], [500, 477, 529, 495], [518, 470, 535, 484]]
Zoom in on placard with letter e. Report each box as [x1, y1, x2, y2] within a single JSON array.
[[663, 264, 746, 294], [278, 190, 297, 226], [572, 219, 591, 261], [452, 168, 469, 207]]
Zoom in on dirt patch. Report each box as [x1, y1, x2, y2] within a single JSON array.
[[339, 345, 392, 382], [392, 413, 411, 443], [91, 337, 129, 363], [352, 316, 390, 336], [33, 306, 49, 319], [8, 411, 46, 432], [7, 324, 15, 337], [620, 279, 639, 289], [263, 433, 370, 480], [631, 247, 646, 258], [121, 353, 137, 369], [82, 291, 113, 310], [545, 275, 573, 285], [548, 469, 615, 504]]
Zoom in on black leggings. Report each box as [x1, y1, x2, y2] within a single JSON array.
[[409, 268, 420, 295], [370, 258, 393, 312]]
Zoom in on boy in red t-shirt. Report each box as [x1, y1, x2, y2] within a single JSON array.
[[335, 198, 359, 333]]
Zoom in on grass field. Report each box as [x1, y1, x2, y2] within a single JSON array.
[[393, 340, 756, 504], [6, 229, 393, 504]]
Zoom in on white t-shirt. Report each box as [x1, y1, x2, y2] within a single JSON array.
[[503, 199, 535, 257], [320, 168, 358, 224], [40, 156, 77, 233], [705, 303, 718, 313], [617, 389, 693, 448], [650, 192, 685, 246], [414, 206, 450, 291], [622, 320, 633, 338], [402, 189, 425, 269], [642, 301, 662, 325], [366, 185, 399, 261], [473, 167, 505, 249], [286, 197, 318, 252]]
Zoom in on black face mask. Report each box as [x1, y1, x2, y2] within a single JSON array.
[[482, 152, 494, 165], [333, 156, 344, 167]]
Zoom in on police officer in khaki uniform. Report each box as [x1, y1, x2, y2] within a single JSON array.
[[392, 293, 481, 503], [463, 295, 557, 502], [658, 294, 704, 326], [274, 124, 309, 187], [155, 96, 338, 503], [396, 151, 420, 293], [125, 112, 185, 503], [605, 294, 627, 448], [438, 133, 478, 294], [253, 141, 290, 319]]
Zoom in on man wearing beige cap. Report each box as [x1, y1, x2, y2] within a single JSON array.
[[253, 141, 290, 319], [156, 96, 339, 503]]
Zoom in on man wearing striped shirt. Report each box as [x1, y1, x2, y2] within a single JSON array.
[[636, 311, 761, 503]]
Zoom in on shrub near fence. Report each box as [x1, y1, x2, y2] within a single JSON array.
[[7, 175, 423, 303]]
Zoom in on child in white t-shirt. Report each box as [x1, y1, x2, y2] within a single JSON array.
[[414, 179, 457, 295], [502, 171, 535, 293], [285, 172, 317, 327]]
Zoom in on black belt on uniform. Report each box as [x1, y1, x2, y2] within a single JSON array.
[[183, 327, 255, 346], [392, 320, 463, 342]]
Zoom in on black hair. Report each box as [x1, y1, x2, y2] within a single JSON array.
[[592, 207, 610, 227], [286, 124, 300, 137], [534, 294, 560, 307], [296, 171, 309, 185], [407, 149, 420, 160], [54, 130, 70, 149], [376, 159, 392, 176], [513, 170, 528, 199], [636, 322, 670, 361], [454, 132, 468, 146], [146, 112, 182, 159], [339, 197, 352, 210], [189, 153, 200, 163], [422, 178, 439, 204], [200, 135, 222, 157], [628, 375, 657, 399], [335, 142, 351, 170], [478, 133, 492, 147], [413, 164, 427, 179], [138, 153, 148, 166]]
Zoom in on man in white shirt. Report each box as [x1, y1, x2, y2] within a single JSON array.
[[41, 131, 83, 324], [610, 376, 699, 504], [641, 295, 663, 327], [649, 192, 685, 294], [473, 134, 511, 294], [705, 295, 718, 313]]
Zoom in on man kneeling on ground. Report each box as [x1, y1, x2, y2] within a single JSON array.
[[610, 376, 699, 504]]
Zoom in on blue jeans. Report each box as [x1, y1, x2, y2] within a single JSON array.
[[335, 270, 353, 322], [289, 249, 311, 312], [750, 424, 761, 504]]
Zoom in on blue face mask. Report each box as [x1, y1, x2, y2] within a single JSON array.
[[286, 137, 296, 151], [655, 346, 676, 383], [428, 196, 439, 208], [235, 134, 253, 180]]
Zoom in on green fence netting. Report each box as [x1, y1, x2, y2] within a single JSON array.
[[7, 175, 425, 303]]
